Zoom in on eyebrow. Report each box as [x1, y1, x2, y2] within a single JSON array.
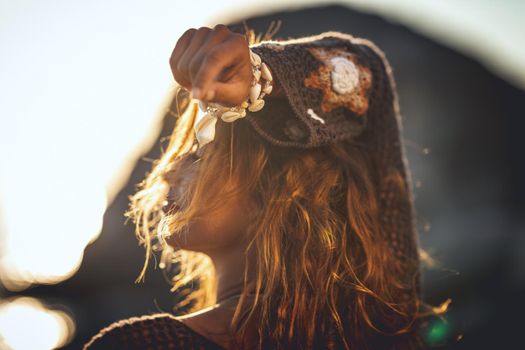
[[189, 152, 202, 164]]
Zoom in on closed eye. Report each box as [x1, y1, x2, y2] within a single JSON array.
[[189, 152, 201, 164]]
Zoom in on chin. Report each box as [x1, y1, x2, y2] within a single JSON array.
[[166, 221, 219, 255]]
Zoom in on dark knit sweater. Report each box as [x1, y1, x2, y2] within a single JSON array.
[[84, 30, 421, 349], [83, 313, 225, 349]]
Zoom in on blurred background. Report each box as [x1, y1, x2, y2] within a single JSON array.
[[1, 0, 524, 349]]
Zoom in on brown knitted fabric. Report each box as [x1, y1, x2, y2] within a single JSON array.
[[247, 32, 371, 148], [83, 313, 226, 350], [248, 31, 421, 295]]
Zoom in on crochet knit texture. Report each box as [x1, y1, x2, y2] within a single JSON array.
[[248, 31, 421, 289], [83, 30, 421, 350]]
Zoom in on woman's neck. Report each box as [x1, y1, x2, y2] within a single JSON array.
[[207, 239, 258, 303], [176, 241, 260, 350]]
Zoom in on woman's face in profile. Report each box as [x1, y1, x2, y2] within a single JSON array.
[[164, 149, 255, 255]]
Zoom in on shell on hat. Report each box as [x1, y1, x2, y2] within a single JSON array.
[[194, 111, 218, 146], [329, 56, 360, 95], [261, 62, 273, 81], [221, 110, 245, 122], [248, 99, 265, 112], [303, 46, 372, 116], [250, 83, 262, 103]]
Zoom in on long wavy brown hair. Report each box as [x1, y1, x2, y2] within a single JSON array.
[[127, 91, 430, 349], [125, 22, 448, 350]]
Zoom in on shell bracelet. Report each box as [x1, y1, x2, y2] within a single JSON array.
[[193, 48, 274, 148]]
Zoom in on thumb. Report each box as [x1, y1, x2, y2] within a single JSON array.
[[209, 78, 251, 107]]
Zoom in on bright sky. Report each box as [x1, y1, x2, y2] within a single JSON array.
[[0, 0, 523, 346]]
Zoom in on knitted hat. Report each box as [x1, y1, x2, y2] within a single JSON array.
[[247, 31, 421, 296]]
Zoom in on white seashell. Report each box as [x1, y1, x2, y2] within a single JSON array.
[[248, 99, 265, 112], [221, 110, 244, 122], [198, 100, 208, 112], [329, 56, 359, 94], [194, 112, 218, 146], [253, 69, 261, 82], [241, 100, 249, 109], [250, 51, 262, 66], [250, 83, 261, 103], [263, 83, 273, 95], [261, 62, 273, 81]]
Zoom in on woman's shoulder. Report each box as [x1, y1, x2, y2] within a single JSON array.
[[82, 312, 226, 350]]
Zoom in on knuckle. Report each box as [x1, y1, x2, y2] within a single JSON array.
[[188, 56, 202, 75], [176, 59, 185, 73], [179, 28, 196, 41], [176, 55, 187, 71], [173, 28, 196, 51], [213, 24, 229, 33], [232, 34, 247, 45], [197, 26, 210, 33]]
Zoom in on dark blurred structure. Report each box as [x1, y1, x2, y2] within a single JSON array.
[[4, 4, 523, 349]]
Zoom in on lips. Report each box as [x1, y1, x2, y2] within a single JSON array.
[[163, 187, 185, 214]]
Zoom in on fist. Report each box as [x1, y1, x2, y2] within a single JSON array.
[[169, 24, 253, 107]]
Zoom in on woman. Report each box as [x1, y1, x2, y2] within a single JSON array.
[[84, 23, 442, 349]]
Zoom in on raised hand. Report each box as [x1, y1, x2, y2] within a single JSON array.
[[169, 24, 253, 107]]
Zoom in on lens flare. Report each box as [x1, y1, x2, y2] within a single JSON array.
[[0, 297, 75, 350]]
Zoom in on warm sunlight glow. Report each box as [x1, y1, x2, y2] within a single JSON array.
[[0, 0, 522, 290], [0, 297, 75, 350]]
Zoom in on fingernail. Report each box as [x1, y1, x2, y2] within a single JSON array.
[[192, 87, 201, 99], [205, 89, 215, 101]]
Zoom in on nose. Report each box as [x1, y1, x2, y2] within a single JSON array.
[[162, 152, 201, 213]]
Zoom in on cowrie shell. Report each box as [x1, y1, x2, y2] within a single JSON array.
[[198, 100, 208, 112], [263, 83, 273, 95], [241, 100, 249, 109], [248, 99, 265, 112], [221, 110, 244, 122], [253, 69, 261, 82], [250, 83, 261, 103], [194, 112, 218, 146], [250, 51, 262, 66], [261, 62, 273, 81]]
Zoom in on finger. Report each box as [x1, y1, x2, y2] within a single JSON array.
[[193, 35, 248, 102], [188, 24, 231, 84], [177, 27, 211, 88], [170, 28, 197, 90]]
